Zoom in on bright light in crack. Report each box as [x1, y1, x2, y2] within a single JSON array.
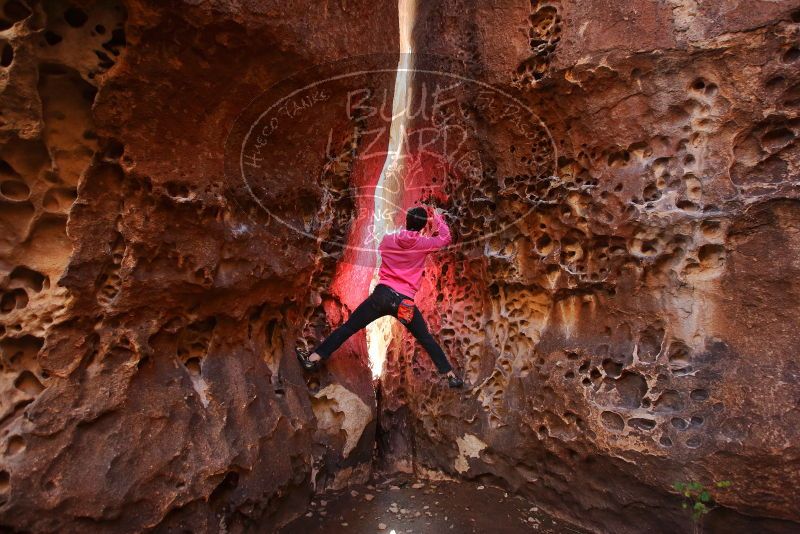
[[365, 0, 417, 379]]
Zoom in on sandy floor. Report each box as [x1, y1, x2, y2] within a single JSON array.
[[279, 473, 586, 533]]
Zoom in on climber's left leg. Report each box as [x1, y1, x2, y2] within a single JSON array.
[[403, 307, 462, 387]]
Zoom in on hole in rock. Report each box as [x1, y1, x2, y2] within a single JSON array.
[[643, 183, 661, 202], [0, 471, 8, 493], [104, 28, 127, 53], [690, 389, 709, 401], [601, 411, 624, 431], [698, 244, 725, 268], [653, 390, 684, 412], [0, 289, 27, 313], [701, 220, 721, 238], [0, 293, 11, 313], [640, 240, 658, 255], [535, 233, 552, 253], [167, 182, 189, 198], [4, 0, 29, 22], [43, 187, 78, 212], [0, 42, 12, 67], [0, 180, 29, 200], [686, 436, 701, 448], [6, 435, 24, 455], [637, 324, 664, 362], [14, 370, 44, 395], [761, 127, 795, 151], [185, 357, 201, 376], [44, 31, 63, 45], [10, 266, 46, 292], [41, 171, 59, 185], [783, 47, 800, 63], [94, 50, 114, 70], [613, 371, 648, 408], [668, 341, 691, 370], [103, 139, 125, 159], [628, 418, 656, 431], [559, 238, 583, 263], [607, 151, 630, 167], [63, 6, 88, 27], [659, 435, 673, 447], [0, 159, 15, 176], [1, 335, 44, 364], [671, 417, 688, 430], [601, 358, 623, 378], [766, 76, 785, 90]]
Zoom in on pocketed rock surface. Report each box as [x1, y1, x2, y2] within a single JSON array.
[[0, 0, 799, 533], [0, 0, 395, 531], [379, 1, 800, 533]]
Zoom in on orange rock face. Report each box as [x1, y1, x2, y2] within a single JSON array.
[[2, 0, 799, 532], [379, 1, 800, 533], [0, 1, 395, 531]]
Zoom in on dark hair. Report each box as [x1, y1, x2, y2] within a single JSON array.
[[406, 207, 428, 231]]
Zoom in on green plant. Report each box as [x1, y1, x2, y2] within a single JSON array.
[[674, 480, 733, 527]]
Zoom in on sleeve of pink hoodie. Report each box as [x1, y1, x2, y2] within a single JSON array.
[[416, 212, 452, 251]]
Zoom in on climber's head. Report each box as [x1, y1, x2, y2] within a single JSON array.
[[406, 207, 428, 232]]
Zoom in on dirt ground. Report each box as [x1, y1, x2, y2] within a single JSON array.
[[279, 473, 587, 533]]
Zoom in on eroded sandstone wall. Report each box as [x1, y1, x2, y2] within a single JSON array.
[[0, 0, 396, 531], [379, 1, 800, 533]]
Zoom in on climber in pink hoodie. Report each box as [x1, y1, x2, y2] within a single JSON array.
[[297, 206, 463, 388]]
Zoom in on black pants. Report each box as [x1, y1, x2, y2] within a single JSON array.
[[313, 284, 453, 373]]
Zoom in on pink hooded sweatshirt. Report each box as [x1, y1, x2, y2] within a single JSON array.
[[377, 212, 452, 299]]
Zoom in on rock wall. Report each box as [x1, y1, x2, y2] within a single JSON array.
[[379, 1, 800, 533], [0, 0, 395, 531], [2, 0, 799, 532]]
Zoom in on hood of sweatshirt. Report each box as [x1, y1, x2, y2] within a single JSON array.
[[395, 229, 420, 249]]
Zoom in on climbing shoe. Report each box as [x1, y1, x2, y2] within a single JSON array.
[[447, 374, 464, 388], [295, 347, 320, 372]]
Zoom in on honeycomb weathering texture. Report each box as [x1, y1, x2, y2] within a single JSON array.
[[0, 0, 396, 531], [380, 1, 800, 533], [0, 0, 798, 533]]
